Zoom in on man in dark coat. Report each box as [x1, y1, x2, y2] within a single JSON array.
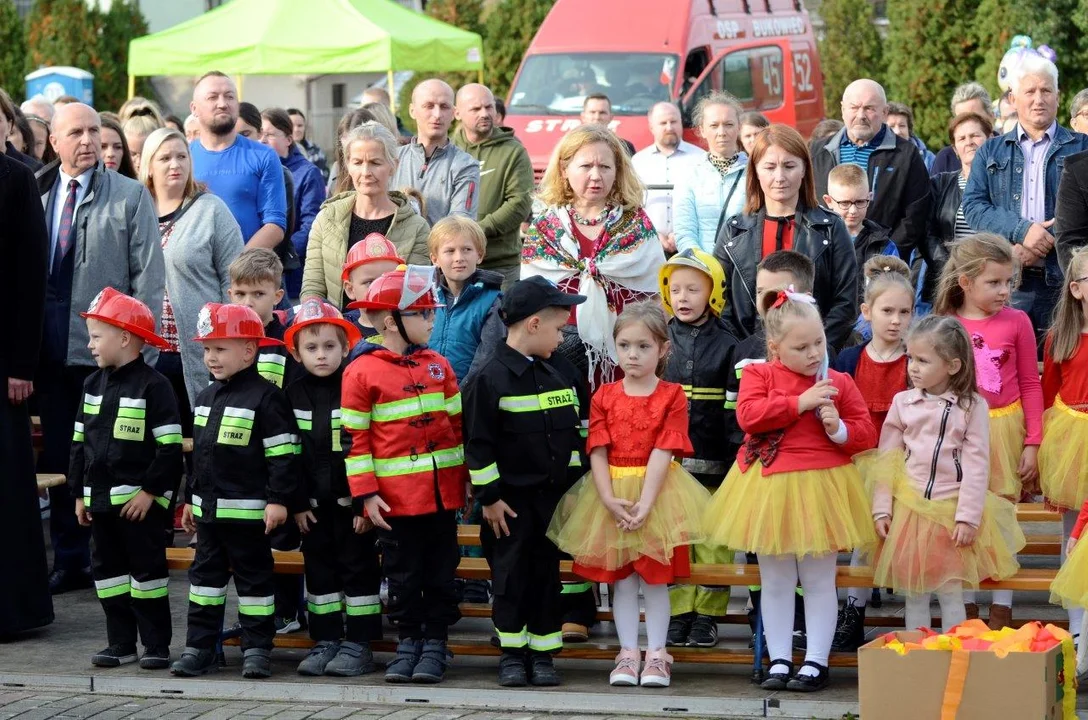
[[0, 151, 53, 635]]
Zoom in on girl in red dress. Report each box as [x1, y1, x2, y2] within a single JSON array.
[[828, 256, 914, 651], [703, 289, 877, 692], [548, 302, 709, 689]]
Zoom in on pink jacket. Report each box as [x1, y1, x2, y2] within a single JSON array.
[[872, 388, 990, 528]]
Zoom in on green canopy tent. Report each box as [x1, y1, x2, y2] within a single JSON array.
[[126, 0, 483, 109]]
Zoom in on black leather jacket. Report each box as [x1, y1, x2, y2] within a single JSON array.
[[713, 205, 858, 350], [920, 171, 963, 305]]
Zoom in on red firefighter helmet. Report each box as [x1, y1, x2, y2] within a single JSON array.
[[341, 233, 406, 281], [284, 298, 363, 350], [80, 287, 169, 350], [192, 303, 283, 346], [346, 264, 444, 312]]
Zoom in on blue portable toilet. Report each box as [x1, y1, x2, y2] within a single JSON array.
[[25, 66, 94, 106]]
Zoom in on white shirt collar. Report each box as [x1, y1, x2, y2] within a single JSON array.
[[58, 165, 94, 192]]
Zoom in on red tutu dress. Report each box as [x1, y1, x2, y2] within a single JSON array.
[[547, 380, 710, 584]]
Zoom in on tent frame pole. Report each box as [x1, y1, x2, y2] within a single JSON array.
[[388, 69, 396, 112], [127, 75, 135, 100], [238, 74, 245, 100]]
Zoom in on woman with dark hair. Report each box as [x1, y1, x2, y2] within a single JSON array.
[[261, 107, 326, 298], [163, 114, 184, 134], [328, 107, 378, 195], [917, 112, 994, 312], [99, 116, 138, 179], [713, 124, 858, 349], [0, 89, 40, 170], [739, 111, 770, 156]]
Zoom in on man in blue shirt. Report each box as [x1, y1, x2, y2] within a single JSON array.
[[189, 71, 286, 250]]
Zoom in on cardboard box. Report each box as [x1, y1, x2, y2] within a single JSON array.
[[858, 631, 1066, 720]]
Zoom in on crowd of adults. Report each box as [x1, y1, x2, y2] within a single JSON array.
[[6, 48, 1088, 640]]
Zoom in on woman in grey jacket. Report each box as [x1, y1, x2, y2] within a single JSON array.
[[140, 128, 244, 414]]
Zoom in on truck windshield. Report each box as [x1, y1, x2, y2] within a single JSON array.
[[508, 53, 678, 116]]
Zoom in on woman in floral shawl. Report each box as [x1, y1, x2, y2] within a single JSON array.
[[522, 125, 665, 387]]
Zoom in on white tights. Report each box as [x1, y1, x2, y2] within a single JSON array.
[[904, 583, 966, 632], [759, 553, 838, 677], [613, 574, 671, 651], [1062, 510, 1086, 637]]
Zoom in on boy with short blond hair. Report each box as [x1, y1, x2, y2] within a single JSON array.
[[172, 303, 303, 680], [823, 164, 898, 306], [428, 216, 504, 382], [228, 247, 304, 635], [71, 288, 182, 670]]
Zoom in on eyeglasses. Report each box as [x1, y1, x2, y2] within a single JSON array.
[[260, 130, 288, 141], [399, 309, 435, 320], [829, 197, 870, 211]]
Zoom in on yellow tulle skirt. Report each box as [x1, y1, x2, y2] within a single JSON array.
[[546, 462, 710, 570], [867, 452, 1025, 595], [701, 460, 876, 557], [989, 401, 1026, 499], [1051, 536, 1088, 608], [1039, 396, 1088, 511]]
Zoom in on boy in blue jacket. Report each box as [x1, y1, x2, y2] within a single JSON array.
[[428, 216, 504, 604]]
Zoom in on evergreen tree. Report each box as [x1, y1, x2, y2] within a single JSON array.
[[817, 0, 885, 113], [884, 0, 978, 148], [0, 0, 25, 97], [25, 0, 97, 77], [482, 0, 553, 99], [92, 0, 151, 113], [425, 0, 485, 38]]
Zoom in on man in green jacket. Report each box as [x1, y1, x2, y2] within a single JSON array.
[[453, 84, 534, 289]]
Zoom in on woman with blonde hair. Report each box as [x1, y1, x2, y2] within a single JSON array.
[[522, 124, 664, 386], [712, 124, 857, 349], [140, 127, 244, 412], [119, 96, 164, 125], [303, 121, 431, 306]]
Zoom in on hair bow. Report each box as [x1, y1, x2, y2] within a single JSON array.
[[772, 285, 818, 309]]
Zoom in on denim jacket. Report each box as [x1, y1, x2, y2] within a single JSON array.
[[962, 123, 1088, 284]]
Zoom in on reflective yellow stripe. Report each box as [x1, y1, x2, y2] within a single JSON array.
[[445, 393, 462, 416], [498, 389, 575, 413], [470, 462, 500, 486], [346, 454, 375, 475], [528, 631, 563, 652], [372, 446, 464, 477], [341, 407, 371, 430], [567, 450, 581, 467], [372, 393, 445, 422], [496, 626, 528, 648]]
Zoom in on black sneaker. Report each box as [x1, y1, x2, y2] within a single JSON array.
[[138, 646, 171, 670], [498, 651, 528, 687], [667, 612, 694, 647], [831, 597, 866, 652], [385, 638, 422, 683], [411, 639, 452, 684], [528, 652, 560, 686], [171, 647, 218, 677], [461, 579, 491, 604], [91, 645, 137, 668], [274, 616, 302, 634], [241, 648, 272, 679], [687, 614, 719, 647]]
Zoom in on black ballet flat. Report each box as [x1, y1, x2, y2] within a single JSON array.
[[759, 658, 794, 690], [786, 660, 830, 692]]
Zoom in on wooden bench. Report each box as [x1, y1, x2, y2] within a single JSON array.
[[36, 473, 66, 491], [159, 548, 1058, 667], [1018, 503, 1063, 523]]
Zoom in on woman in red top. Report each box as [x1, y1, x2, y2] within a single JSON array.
[[522, 125, 664, 388], [548, 303, 710, 689], [704, 290, 877, 692]]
